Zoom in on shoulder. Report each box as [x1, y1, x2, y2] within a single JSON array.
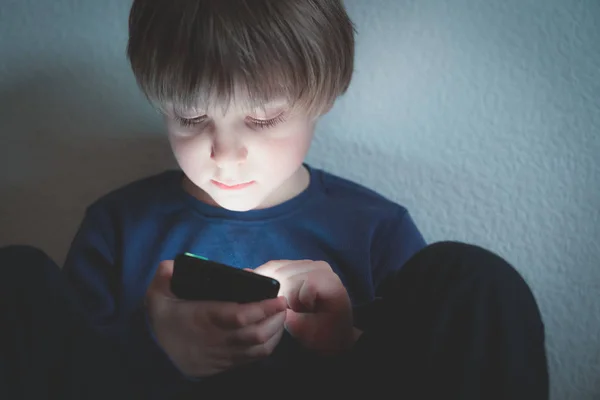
[[85, 170, 182, 217], [309, 166, 427, 284], [311, 166, 410, 220]]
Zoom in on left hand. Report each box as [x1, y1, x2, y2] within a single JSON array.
[[253, 260, 359, 355]]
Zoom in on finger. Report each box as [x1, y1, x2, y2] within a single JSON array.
[[254, 260, 331, 282], [295, 276, 319, 311], [241, 323, 286, 360], [283, 309, 312, 340], [253, 260, 307, 278], [145, 261, 192, 331], [279, 269, 348, 313], [211, 296, 287, 329], [228, 310, 286, 346], [276, 273, 317, 312]]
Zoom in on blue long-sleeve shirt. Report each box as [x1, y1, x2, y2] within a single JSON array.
[[62, 164, 426, 398]]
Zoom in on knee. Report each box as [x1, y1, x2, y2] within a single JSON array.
[[0, 245, 58, 284], [419, 241, 530, 290], [422, 241, 545, 331], [0, 244, 52, 264]]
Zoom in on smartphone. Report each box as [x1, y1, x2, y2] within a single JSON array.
[[170, 252, 280, 303]]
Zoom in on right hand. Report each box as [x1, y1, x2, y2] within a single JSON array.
[[145, 260, 288, 378]]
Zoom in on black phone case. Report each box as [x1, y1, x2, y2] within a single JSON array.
[[170, 253, 280, 303]]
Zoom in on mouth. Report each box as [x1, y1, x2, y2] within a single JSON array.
[[211, 180, 255, 190]]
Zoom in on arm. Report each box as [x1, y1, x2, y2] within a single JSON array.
[[354, 207, 427, 330], [62, 205, 185, 397], [372, 206, 427, 293]]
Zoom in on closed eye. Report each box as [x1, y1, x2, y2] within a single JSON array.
[[175, 115, 207, 128], [247, 113, 287, 130], [174, 113, 286, 130]]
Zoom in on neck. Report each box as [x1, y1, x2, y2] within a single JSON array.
[[259, 165, 310, 209]]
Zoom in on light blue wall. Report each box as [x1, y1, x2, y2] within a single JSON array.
[[1, 0, 598, 398]]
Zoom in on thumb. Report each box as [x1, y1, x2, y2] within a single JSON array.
[[147, 260, 175, 298]]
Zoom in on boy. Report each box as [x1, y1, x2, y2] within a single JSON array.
[[0, 0, 548, 399]]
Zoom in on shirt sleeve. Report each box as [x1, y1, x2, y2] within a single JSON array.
[[370, 206, 428, 296], [62, 204, 187, 398], [353, 206, 427, 332]]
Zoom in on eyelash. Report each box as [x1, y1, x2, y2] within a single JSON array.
[[175, 116, 206, 128], [175, 114, 286, 130]]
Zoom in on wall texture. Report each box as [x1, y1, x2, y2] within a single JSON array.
[[1, 0, 598, 398]]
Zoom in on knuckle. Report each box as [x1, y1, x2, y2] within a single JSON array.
[[260, 260, 280, 270], [250, 330, 270, 344], [314, 260, 332, 270], [232, 312, 248, 328]]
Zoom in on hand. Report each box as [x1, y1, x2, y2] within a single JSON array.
[[253, 260, 359, 356], [145, 261, 288, 378]]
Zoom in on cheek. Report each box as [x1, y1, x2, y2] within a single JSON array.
[[260, 128, 313, 162], [257, 136, 310, 170], [168, 135, 210, 172]]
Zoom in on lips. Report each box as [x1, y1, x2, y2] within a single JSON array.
[[211, 180, 255, 190]]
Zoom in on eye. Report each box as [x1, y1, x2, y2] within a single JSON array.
[[174, 115, 207, 128], [247, 113, 287, 130]]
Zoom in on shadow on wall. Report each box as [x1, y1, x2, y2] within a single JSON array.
[[0, 66, 176, 263]]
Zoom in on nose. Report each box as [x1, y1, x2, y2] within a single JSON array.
[[210, 133, 248, 167]]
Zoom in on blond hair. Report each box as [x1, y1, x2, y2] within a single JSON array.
[[126, 0, 356, 117]]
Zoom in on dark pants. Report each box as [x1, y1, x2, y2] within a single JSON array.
[[0, 242, 548, 399]]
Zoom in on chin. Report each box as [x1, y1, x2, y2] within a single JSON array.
[[214, 197, 264, 212]]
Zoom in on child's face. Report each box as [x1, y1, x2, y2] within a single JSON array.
[[166, 97, 316, 212]]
